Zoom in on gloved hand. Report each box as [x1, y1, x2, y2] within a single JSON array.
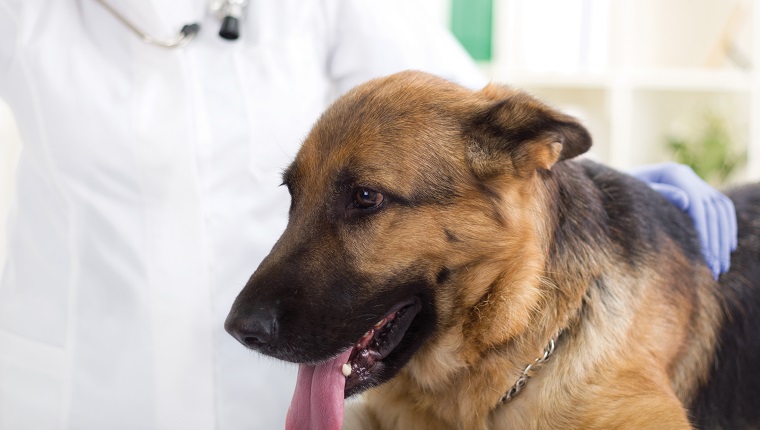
[[629, 162, 737, 279]]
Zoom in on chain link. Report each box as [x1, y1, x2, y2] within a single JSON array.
[[498, 331, 561, 405]]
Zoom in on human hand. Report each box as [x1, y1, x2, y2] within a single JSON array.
[[629, 162, 737, 279]]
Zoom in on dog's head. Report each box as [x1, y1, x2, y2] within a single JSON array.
[[225, 71, 591, 400]]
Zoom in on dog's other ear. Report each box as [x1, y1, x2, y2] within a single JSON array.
[[465, 85, 592, 179]]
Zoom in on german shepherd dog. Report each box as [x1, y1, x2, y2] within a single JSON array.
[[225, 71, 760, 429]]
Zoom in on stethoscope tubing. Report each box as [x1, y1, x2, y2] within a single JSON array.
[[92, 0, 200, 48]]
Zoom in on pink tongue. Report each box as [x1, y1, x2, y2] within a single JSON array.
[[286, 349, 353, 430]]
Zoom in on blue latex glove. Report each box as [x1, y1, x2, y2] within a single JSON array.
[[629, 162, 738, 279]]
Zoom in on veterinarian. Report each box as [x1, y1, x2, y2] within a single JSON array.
[[0, 0, 735, 429]]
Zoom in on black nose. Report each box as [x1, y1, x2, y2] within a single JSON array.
[[224, 306, 278, 349]]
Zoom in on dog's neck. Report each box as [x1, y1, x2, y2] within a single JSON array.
[[368, 159, 658, 428], [497, 330, 562, 404], [368, 161, 604, 427]]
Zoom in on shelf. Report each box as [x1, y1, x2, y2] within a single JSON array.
[[628, 68, 752, 92], [485, 67, 610, 89], [487, 66, 753, 93]]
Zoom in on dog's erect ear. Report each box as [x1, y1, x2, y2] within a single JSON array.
[[465, 85, 592, 179]]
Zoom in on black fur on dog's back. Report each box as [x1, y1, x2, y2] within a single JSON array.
[[691, 185, 760, 429], [554, 160, 760, 429], [577, 161, 704, 267]]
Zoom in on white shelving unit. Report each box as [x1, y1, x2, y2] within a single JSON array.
[[483, 0, 760, 183]]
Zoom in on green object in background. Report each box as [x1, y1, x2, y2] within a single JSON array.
[[668, 111, 746, 186], [450, 0, 493, 62]]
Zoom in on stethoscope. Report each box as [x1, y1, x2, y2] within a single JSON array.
[[93, 0, 248, 48]]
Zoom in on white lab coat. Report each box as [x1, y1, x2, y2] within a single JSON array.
[[0, 0, 484, 428]]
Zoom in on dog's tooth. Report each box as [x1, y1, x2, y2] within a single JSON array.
[[374, 318, 386, 329], [342, 363, 352, 377], [356, 329, 375, 349]]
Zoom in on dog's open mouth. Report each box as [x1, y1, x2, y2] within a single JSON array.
[[343, 298, 421, 396], [285, 298, 422, 430]]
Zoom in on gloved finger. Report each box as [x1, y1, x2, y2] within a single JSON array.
[[703, 198, 720, 279], [685, 193, 710, 275], [723, 195, 738, 251], [713, 196, 732, 275], [649, 183, 689, 210]]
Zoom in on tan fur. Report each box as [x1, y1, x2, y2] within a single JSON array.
[[286, 71, 723, 429]]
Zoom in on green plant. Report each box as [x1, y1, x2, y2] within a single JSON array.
[[667, 111, 745, 185]]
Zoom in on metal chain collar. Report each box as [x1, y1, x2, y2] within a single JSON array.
[[498, 331, 562, 405]]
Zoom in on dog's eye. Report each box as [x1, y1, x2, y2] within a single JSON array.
[[353, 187, 384, 209]]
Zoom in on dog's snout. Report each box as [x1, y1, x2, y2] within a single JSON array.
[[225, 306, 278, 349]]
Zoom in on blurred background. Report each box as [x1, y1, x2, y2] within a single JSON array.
[[1, 0, 758, 261], [435, 0, 759, 186]]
